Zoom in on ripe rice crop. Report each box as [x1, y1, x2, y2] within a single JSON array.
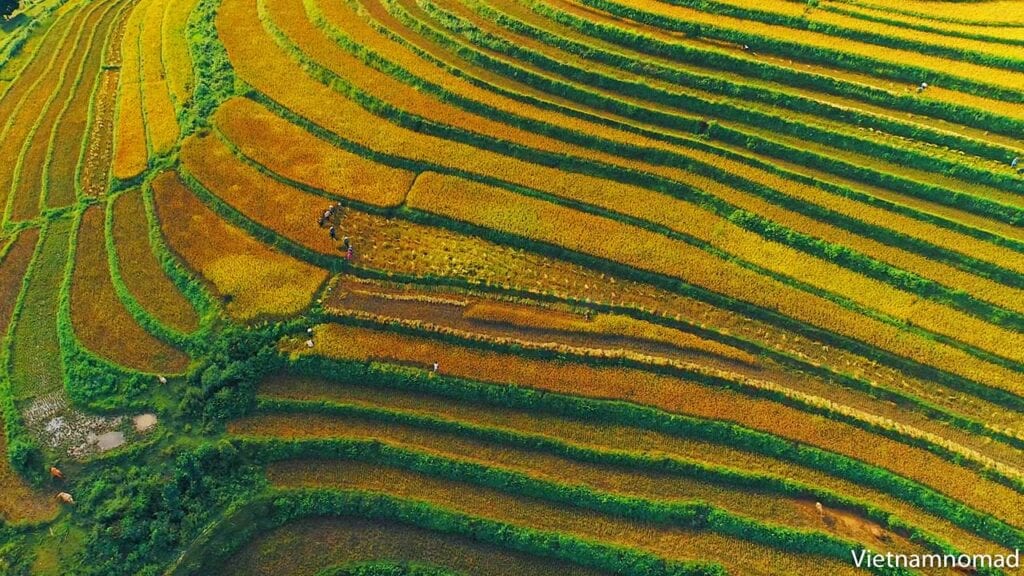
[[596, 0, 1024, 94], [412, 0, 1021, 198], [264, 457, 863, 576], [219, 0, 1024, 427], [139, 0, 180, 155], [9, 14, 97, 222], [110, 0, 151, 181], [0, 6, 72, 100], [322, 277, 1024, 468], [538, 0, 1024, 122], [366, 0, 1024, 340], [3, 0, 1022, 571], [465, 0, 1024, 267], [256, 427, 928, 558], [11, 0, 123, 219], [0, 3, 81, 132], [69, 205, 188, 372], [0, 229, 39, 339], [110, 189, 200, 333], [519, 0, 1023, 147], [161, 0, 200, 107], [804, 6, 1024, 60], [405, 171, 1024, 398], [221, 0, 1024, 431], [180, 131, 354, 256], [832, 3, 1024, 43], [43, 2, 130, 210], [151, 170, 328, 320], [260, 0, 1024, 377], [294, 322, 1024, 527], [0, 2, 96, 221], [254, 375, 1011, 556], [215, 98, 414, 208], [849, 0, 1024, 24], [645, 0, 1024, 61]]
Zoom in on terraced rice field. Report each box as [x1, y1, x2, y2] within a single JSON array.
[[68, 205, 188, 372], [0, 0, 1023, 574]]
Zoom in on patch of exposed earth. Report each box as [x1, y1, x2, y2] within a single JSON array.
[[22, 391, 127, 459]]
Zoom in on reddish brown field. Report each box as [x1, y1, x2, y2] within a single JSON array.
[[0, 229, 39, 336], [111, 188, 199, 332], [70, 205, 189, 372]]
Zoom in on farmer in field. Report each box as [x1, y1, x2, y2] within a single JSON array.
[[1013, 157, 1019, 169], [329, 226, 337, 241]]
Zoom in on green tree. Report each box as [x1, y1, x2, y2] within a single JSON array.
[[0, 0, 19, 19]]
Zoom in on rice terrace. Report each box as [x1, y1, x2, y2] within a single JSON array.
[[1, 0, 1024, 572]]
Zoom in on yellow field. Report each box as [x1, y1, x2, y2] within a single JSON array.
[[151, 170, 328, 320], [110, 0, 150, 180]]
